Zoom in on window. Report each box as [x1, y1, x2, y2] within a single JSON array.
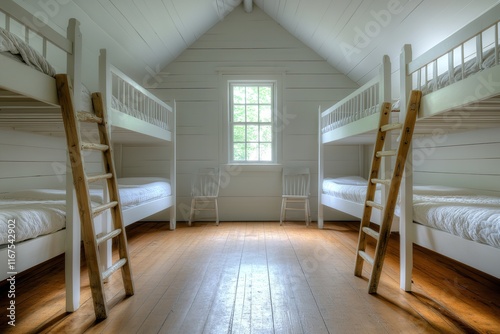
[[229, 82, 276, 163]]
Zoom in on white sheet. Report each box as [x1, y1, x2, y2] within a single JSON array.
[[322, 177, 500, 249], [0, 199, 66, 245], [0, 178, 171, 245]]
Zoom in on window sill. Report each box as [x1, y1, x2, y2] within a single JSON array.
[[222, 164, 282, 173]]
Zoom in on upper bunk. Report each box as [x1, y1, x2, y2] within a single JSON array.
[[319, 55, 397, 145], [0, 1, 80, 135], [401, 2, 500, 135], [99, 49, 175, 145]]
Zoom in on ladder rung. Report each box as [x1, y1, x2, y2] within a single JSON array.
[[96, 228, 122, 246], [358, 251, 374, 266], [376, 150, 397, 157], [77, 111, 103, 124], [102, 258, 127, 280], [380, 123, 403, 132], [92, 201, 118, 217], [87, 173, 113, 183], [362, 227, 380, 240], [81, 142, 109, 152], [371, 178, 391, 186], [366, 200, 384, 211]]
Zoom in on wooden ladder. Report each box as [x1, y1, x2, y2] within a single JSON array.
[[56, 74, 134, 319], [354, 90, 421, 294]]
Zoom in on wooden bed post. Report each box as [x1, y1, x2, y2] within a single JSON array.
[[65, 17, 82, 313], [399, 44, 414, 292]]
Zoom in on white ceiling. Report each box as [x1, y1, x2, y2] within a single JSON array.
[[16, 0, 500, 87]]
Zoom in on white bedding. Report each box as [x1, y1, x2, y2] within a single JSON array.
[[322, 177, 500, 248], [0, 27, 56, 76], [0, 178, 171, 245]]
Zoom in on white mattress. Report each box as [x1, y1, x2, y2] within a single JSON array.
[[322, 177, 500, 249], [0, 177, 171, 245]]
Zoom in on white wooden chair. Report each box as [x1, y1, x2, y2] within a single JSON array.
[[280, 167, 311, 226], [188, 167, 221, 226]]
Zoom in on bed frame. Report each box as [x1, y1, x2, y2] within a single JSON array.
[[99, 49, 176, 231], [318, 55, 395, 229], [0, 1, 177, 315], [399, 3, 500, 290], [0, 0, 84, 312]]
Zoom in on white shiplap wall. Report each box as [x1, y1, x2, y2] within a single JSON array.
[[412, 127, 500, 195], [146, 5, 359, 222], [0, 130, 67, 192]]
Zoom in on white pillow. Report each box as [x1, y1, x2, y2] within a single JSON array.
[[331, 176, 368, 186]]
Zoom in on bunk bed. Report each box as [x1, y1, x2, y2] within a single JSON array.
[[318, 55, 397, 229], [98, 48, 176, 231], [0, 0, 84, 312], [0, 1, 176, 315], [318, 3, 500, 289], [398, 3, 500, 289]]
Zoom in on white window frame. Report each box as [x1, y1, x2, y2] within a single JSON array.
[[219, 71, 284, 167]]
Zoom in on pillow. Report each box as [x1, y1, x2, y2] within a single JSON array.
[[330, 176, 368, 186]]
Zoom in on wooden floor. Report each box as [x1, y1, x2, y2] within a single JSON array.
[[1, 221, 499, 333]]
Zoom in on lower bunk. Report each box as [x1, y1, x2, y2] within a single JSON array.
[[320, 176, 500, 279], [0, 177, 173, 282]]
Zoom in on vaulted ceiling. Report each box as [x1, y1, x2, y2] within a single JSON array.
[[16, 0, 499, 87]]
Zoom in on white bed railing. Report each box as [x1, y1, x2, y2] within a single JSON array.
[[110, 67, 172, 131], [0, 2, 71, 74], [321, 77, 380, 133], [100, 49, 174, 137], [408, 5, 500, 95], [320, 55, 391, 135]]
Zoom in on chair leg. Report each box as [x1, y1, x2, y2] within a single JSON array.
[[280, 198, 286, 225], [214, 198, 219, 226], [304, 199, 309, 226], [188, 198, 196, 226]]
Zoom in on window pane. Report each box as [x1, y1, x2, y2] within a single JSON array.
[[233, 105, 245, 122], [260, 143, 272, 161], [247, 125, 258, 142], [247, 143, 259, 161], [259, 105, 272, 122], [259, 86, 271, 104], [233, 143, 246, 161], [247, 105, 258, 122], [233, 125, 245, 142], [229, 82, 275, 163], [233, 86, 245, 104], [246, 86, 258, 104], [260, 125, 272, 142]]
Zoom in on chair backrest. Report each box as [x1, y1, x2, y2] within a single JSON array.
[[191, 167, 221, 198], [282, 167, 310, 197]]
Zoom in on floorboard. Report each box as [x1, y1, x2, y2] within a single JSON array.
[[0, 221, 499, 333]]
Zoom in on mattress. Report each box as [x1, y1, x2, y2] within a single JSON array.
[[0, 177, 171, 245], [322, 177, 500, 249]]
